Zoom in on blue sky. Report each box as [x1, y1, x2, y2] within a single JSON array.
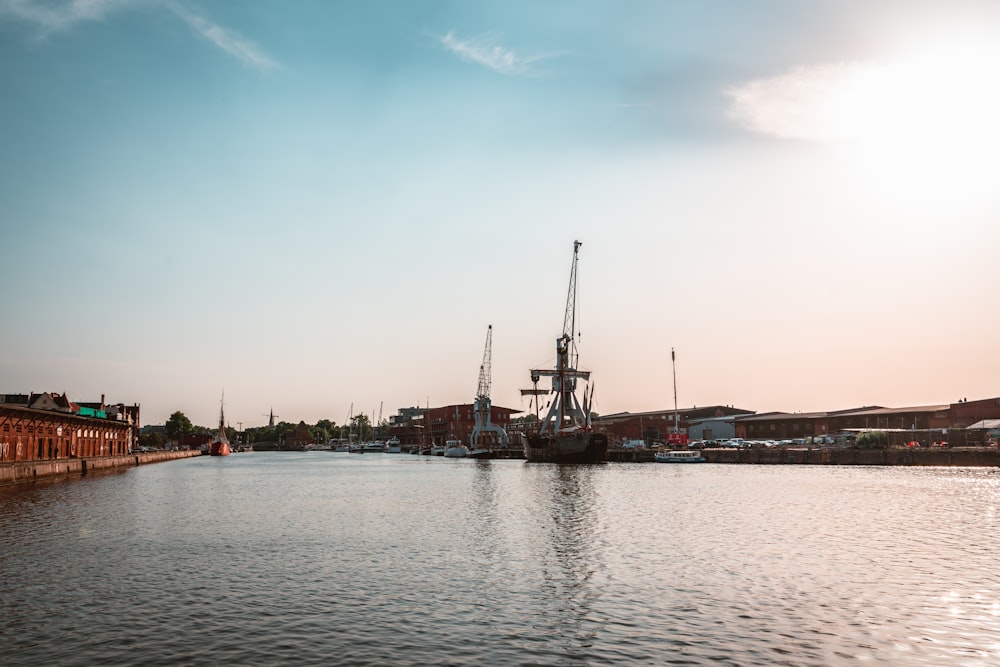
[[3, 0, 999, 427]]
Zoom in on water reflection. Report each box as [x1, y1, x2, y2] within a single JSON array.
[[521, 464, 604, 660]]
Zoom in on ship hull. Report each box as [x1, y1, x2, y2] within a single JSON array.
[[210, 442, 231, 456], [524, 433, 608, 463]]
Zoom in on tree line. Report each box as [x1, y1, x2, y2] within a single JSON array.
[[138, 411, 379, 449]]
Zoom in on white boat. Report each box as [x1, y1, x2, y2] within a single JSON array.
[[654, 450, 705, 463], [443, 438, 469, 458], [384, 436, 402, 453], [361, 441, 386, 453]]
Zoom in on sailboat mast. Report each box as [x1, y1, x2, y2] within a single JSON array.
[[672, 348, 679, 434]]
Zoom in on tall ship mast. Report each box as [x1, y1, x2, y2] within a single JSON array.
[[521, 241, 608, 463], [210, 392, 232, 457]]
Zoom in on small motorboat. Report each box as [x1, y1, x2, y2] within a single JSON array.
[[654, 450, 705, 463], [443, 438, 468, 458]]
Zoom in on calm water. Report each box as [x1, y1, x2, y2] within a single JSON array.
[[3, 454, 1000, 666]]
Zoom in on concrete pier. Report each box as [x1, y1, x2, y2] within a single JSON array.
[[0, 450, 202, 486], [699, 446, 1000, 466]]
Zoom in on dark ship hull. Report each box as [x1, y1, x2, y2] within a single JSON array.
[[524, 432, 608, 463]]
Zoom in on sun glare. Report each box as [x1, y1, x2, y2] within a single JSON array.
[[730, 35, 1000, 207], [847, 42, 1000, 204]]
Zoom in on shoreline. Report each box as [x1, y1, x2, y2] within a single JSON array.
[[0, 450, 201, 486], [607, 446, 1000, 466]]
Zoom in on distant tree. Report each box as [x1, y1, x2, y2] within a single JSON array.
[[855, 430, 888, 449], [138, 431, 165, 450], [351, 414, 372, 440], [165, 411, 193, 441], [246, 426, 276, 445], [313, 419, 337, 443]]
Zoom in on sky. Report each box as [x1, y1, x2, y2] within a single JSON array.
[[2, 0, 999, 428]]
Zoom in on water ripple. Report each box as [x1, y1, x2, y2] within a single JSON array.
[[3, 457, 1000, 665]]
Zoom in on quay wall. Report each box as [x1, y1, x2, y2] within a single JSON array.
[[700, 447, 1000, 466], [0, 450, 201, 486], [470, 447, 1000, 465]]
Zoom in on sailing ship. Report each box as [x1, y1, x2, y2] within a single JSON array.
[[521, 241, 608, 463], [209, 394, 232, 457]]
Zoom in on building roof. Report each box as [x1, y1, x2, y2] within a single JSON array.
[[735, 411, 827, 422], [842, 404, 951, 416], [595, 406, 753, 421], [967, 419, 1000, 429], [735, 404, 952, 422]]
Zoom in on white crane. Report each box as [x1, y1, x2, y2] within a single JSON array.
[[470, 324, 509, 448]]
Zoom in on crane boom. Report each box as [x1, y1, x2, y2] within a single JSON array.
[[476, 325, 493, 400], [561, 240, 582, 366], [471, 324, 508, 448]]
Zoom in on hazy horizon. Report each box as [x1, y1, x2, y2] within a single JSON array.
[[3, 0, 998, 427]]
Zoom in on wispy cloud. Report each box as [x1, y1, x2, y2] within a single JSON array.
[[438, 31, 544, 76], [165, 1, 277, 72], [0, 0, 278, 72], [0, 0, 132, 34]]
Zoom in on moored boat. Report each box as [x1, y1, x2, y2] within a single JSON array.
[[522, 241, 607, 464], [209, 394, 232, 457], [443, 438, 469, 458], [654, 450, 705, 463], [525, 430, 608, 464]]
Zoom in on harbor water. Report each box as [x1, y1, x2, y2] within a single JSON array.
[[3, 453, 1000, 666]]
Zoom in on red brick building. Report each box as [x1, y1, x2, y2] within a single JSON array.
[[594, 405, 754, 445], [0, 392, 140, 462], [284, 421, 313, 450], [387, 403, 518, 446]]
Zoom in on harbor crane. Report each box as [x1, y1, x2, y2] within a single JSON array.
[[525, 240, 592, 434], [470, 325, 509, 448]]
